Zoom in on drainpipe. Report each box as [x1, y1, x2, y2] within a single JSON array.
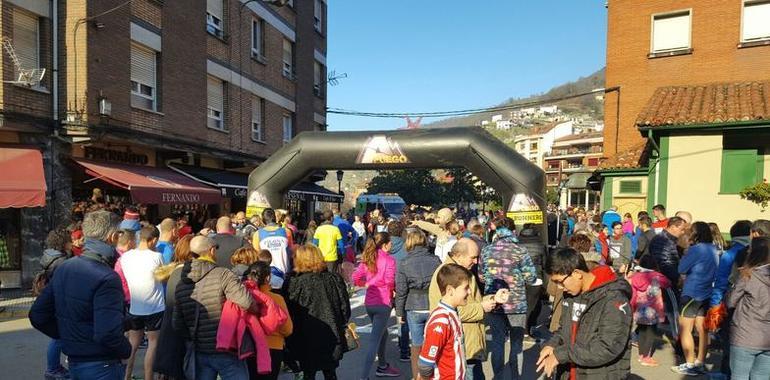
[[52, 0, 58, 122], [647, 129, 660, 208]]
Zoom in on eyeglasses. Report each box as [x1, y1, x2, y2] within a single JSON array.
[[551, 272, 574, 287]]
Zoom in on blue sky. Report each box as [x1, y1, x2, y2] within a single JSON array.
[[326, 0, 607, 131]]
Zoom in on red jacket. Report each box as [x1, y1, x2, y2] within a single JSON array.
[[216, 280, 288, 374]]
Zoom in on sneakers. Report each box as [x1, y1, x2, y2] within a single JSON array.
[[671, 362, 705, 376], [375, 364, 401, 377], [399, 352, 411, 362], [639, 356, 660, 367], [44, 367, 70, 380]]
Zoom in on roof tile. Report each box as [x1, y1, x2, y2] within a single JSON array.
[[598, 141, 649, 170], [636, 81, 770, 128]]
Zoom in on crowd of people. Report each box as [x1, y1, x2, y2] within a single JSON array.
[[24, 198, 770, 380]]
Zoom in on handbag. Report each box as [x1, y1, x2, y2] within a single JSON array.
[[183, 303, 200, 380], [344, 322, 360, 352]]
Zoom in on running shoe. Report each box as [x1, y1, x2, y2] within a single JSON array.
[[399, 352, 411, 362], [640, 356, 660, 367], [671, 363, 702, 376], [375, 364, 401, 377]]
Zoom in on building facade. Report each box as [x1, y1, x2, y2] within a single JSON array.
[[600, 0, 770, 228], [0, 0, 328, 287], [513, 121, 573, 167], [544, 131, 603, 209]]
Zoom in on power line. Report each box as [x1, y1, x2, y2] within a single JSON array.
[[327, 88, 606, 119]]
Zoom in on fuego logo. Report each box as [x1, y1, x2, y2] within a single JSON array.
[[356, 136, 410, 164]]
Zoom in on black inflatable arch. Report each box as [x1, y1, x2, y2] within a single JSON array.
[[247, 126, 546, 238]]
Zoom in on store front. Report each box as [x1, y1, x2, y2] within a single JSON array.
[[0, 147, 47, 288], [169, 164, 342, 228]]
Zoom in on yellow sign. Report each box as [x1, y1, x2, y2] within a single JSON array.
[[246, 190, 270, 218], [507, 211, 544, 224]]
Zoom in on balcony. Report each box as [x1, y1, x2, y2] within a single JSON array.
[[544, 147, 603, 159]]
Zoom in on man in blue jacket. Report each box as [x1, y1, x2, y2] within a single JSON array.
[[30, 210, 131, 379]]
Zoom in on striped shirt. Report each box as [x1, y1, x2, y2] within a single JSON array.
[[418, 301, 466, 380]]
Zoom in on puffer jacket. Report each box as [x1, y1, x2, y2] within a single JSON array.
[[395, 246, 442, 316], [429, 257, 486, 361], [546, 266, 632, 380], [479, 235, 538, 314], [649, 230, 680, 286], [173, 258, 254, 353], [727, 263, 770, 351]]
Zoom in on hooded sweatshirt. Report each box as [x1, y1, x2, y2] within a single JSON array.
[[727, 263, 770, 351], [40, 248, 69, 277], [545, 266, 632, 380]]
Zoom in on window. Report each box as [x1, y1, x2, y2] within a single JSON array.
[[588, 157, 599, 167], [251, 18, 263, 58], [531, 142, 538, 150], [130, 43, 157, 111], [282, 39, 294, 79], [651, 11, 691, 53], [12, 9, 40, 76], [314, 0, 323, 33], [742, 1, 770, 42], [282, 114, 293, 144], [313, 61, 323, 97], [619, 180, 642, 194], [251, 96, 263, 142], [206, 0, 224, 37], [207, 76, 225, 131], [720, 149, 764, 193]]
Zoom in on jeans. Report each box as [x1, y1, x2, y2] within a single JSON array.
[[730, 346, 770, 380], [398, 317, 410, 356], [69, 360, 125, 380], [406, 311, 430, 346], [486, 313, 526, 379], [361, 305, 392, 379], [465, 359, 486, 380], [46, 339, 64, 372], [196, 352, 249, 380]]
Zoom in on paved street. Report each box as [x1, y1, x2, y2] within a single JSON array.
[[1, 288, 723, 379]]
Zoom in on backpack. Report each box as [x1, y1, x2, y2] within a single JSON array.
[[32, 254, 65, 296]]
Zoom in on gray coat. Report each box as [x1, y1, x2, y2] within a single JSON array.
[[727, 263, 770, 351], [394, 246, 442, 316], [173, 259, 253, 353]]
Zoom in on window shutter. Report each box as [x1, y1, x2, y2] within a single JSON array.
[[13, 10, 39, 70], [207, 0, 223, 19], [131, 43, 155, 86], [743, 1, 770, 41], [720, 149, 762, 193], [652, 12, 690, 52], [283, 40, 292, 63], [207, 76, 223, 111]]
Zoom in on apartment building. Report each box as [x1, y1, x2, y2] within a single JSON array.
[[599, 0, 770, 227], [513, 120, 573, 167], [0, 0, 329, 287], [544, 131, 603, 208]]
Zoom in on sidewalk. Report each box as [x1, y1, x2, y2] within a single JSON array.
[[0, 288, 723, 379]]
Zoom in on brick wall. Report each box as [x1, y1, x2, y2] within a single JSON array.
[[604, 0, 770, 157], [131, 0, 161, 29], [0, 2, 53, 119]]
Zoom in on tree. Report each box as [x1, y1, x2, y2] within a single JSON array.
[[366, 170, 442, 206]]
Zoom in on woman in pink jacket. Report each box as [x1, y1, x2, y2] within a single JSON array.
[[352, 232, 401, 379]]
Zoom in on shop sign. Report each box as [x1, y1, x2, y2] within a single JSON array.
[[84, 146, 149, 165], [223, 188, 248, 198], [286, 191, 342, 203], [161, 192, 201, 204], [356, 136, 410, 164], [506, 193, 544, 225], [246, 190, 270, 218]]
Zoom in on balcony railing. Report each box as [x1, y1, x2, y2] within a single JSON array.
[[544, 147, 603, 157]]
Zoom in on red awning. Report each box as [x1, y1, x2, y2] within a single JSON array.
[[75, 159, 221, 204], [0, 148, 47, 208]]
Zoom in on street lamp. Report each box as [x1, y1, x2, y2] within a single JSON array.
[[336, 170, 344, 211]]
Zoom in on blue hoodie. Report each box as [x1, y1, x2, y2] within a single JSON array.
[[710, 237, 749, 306], [679, 242, 719, 302], [29, 238, 131, 362]]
